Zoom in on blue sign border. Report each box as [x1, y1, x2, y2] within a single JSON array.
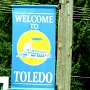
[[11, 5, 56, 90]]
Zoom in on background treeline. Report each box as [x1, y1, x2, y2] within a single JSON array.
[[0, 0, 90, 90]]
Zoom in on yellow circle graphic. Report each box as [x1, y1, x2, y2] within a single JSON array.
[[17, 30, 51, 66]]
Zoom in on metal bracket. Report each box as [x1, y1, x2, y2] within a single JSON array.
[[55, 85, 58, 90], [57, 3, 61, 10]]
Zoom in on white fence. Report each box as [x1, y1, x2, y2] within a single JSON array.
[[0, 77, 9, 90]]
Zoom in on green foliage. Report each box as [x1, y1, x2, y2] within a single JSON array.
[[71, 19, 90, 89], [71, 0, 90, 90], [0, 13, 12, 76]]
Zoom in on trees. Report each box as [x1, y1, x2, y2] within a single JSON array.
[[71, 0, 90, 89], [71, 20, 90, 90], [0, 12, 12, 76]]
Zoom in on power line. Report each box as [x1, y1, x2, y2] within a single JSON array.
[[73, 11, 90, 13], [0, 1, 46, 6], [0, 68, 11, 71], [74, 6, 90, 9], [74, 8, 90, 11], [73, 13, 90, 15], [72, 76, 90, 79], [73, 18, 90, 20]]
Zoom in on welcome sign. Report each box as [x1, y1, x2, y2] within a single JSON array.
[[11, 5, 56, 90]]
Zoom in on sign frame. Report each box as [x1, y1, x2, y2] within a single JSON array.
[[11, 5, 56, 90]]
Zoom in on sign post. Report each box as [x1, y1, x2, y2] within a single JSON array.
[[56, 0, 73, 90], [11, 5, 56, 90]]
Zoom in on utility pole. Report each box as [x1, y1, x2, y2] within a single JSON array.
[[56, 0, 73, 90]]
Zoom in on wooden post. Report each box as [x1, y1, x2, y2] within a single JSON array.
[[56, 0, 73, 90]]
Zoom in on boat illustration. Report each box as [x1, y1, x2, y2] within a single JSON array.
[[16, 38, 51, 59]]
